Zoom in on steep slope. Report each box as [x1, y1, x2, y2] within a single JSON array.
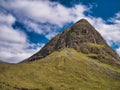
[[23, 19, 120, 66], [0, 48, 120, 90]]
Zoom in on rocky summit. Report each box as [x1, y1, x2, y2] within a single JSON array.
[[23, 19, 120, 66]]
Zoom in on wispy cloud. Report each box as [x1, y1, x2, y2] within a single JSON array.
[[0, 0, 120, 63], [90, 16, 120, 45], [0, 11, 44, 63], [0, 0, 89, 32]]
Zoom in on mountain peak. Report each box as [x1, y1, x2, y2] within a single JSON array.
[[23, 19, 120, 66], [76, 18, 89, 23]]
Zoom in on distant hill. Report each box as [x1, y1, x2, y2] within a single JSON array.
[[0, 60, 8, 64], [0, 19, 120, 90]]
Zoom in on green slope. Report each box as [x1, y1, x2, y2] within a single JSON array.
[[0, 48, 120, 90]]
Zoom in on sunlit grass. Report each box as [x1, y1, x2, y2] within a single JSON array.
[[0, 48, 120, 90]]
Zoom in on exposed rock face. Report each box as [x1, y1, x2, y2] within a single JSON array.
[[23, 19, 120, 65]]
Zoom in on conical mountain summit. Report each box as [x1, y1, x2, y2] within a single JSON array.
[[23, 19, 120, 66]]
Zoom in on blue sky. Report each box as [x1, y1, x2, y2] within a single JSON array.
[[0, 0, 120, 63]]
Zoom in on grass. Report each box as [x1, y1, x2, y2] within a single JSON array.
[[87, 43, 104, 48], [0, 48, 120, 90]]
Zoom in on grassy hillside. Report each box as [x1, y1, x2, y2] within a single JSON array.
[[0, 48, 120, 90]]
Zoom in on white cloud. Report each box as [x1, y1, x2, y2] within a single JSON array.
[[0, 25, 26, 43], [0, 12, 44, 63], [0, 0, 88, 27], [0, 13, 15, 25], [0, 42, 44, 63], [116, 48, 120, 56], [24, 20, 43, 34], [46, 32, 58, 40], [115, 12, 120, 19], [90, 17, 120, 44]]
